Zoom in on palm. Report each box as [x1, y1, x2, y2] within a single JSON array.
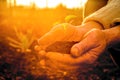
[[39, 29, 107, 72], [38, 23, 84, 49]]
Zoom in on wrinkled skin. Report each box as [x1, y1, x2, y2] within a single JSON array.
[[35, 22, 107, 72], [37, 23, 85, 49]]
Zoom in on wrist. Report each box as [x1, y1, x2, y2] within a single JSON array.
[[103, 26, 120, 47], [82, 21, 103, 30], [74, 21, 103, 41], [77, 21, 103, 36]]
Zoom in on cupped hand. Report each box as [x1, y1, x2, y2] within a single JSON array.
[[37, 23, 83, 50], [36, 21, 102, 51], [38, 29, 107, 72], [35, 22, 104, 73], [38, 50, 99, 73]]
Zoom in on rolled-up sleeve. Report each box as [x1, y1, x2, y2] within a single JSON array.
[[83, 0, 120, 29]]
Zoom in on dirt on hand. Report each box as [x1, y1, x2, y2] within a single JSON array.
[[45, 41, 78, 54]]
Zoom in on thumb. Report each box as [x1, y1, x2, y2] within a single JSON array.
[[71, 36, 95, 57], [71, 28, 98, 57]]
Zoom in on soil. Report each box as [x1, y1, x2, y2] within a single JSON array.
[[46, 41, 77, 54], [0, 41, 120, 80]]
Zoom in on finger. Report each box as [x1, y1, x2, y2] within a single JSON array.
[[34, 45, 43, 51], [38, 23, 78, 48], [38, 32, 56, 47], [44, 52, 82, 70], [39, 50, 46, 56], [71, 35, 97, 57], [70, 29, 99, 57], [45, 52, 76, 65], [79, 44, 105, 64], [38, 50, 47, 59], [44, 51, 98, 67], [38, 24, 66, 47]]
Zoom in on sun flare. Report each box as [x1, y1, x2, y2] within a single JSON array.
[[7, 0, 88, 9]]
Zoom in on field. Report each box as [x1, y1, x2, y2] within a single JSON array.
[[0, 4, 120, 80]]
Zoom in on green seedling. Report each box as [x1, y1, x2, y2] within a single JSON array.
[[7, 27, 36, 53], [63, 15, 77, 30], [65, 15, 77, 23]]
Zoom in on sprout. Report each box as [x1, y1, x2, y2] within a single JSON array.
[[65, 15, 77, 23], [6, 27, 36, 53]]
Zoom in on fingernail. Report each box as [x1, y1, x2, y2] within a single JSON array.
[[39, 59, 45, 66], [34, 45, 42, 51], [71, 47, 79, 57], [39, 50, 46, 56]]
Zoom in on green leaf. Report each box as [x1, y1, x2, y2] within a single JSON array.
[[53, 21, 61, 26], [6, 37, 21, 45], [65, 15, 77, 23], [7, 26, 36, 53], [9, 42, 21, 48], [62, 23, 67, 31]]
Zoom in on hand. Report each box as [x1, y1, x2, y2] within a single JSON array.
[[37, 29, 107, 74], [71, 29, 107, 58], [35, 22, 103, 74], [38, 28, 107, 71], [36, 21, 102, 51], [38, 50, 99, 73]]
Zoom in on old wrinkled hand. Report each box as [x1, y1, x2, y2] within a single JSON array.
[[35, 23, 106, 71]]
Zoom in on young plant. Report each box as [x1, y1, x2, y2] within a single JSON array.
[[65, 15, 77, 23], [6, 27, 36, 53], [53, 14, 77, 25], [63, 15, 77, 30]]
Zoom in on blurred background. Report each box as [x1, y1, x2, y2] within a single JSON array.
[[0, 0, 107, 41], [0, 0, 86, 41], [1, 0, 118, 80]]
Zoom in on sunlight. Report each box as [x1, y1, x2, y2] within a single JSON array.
[[16, 0, 31, 6], [47, 0, 62, 8], [33, 0, 47, 8], [62, 0, 83, 9], [7, 0, 88, 9]]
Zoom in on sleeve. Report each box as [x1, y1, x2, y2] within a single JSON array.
[[83, 0, 120, 29]]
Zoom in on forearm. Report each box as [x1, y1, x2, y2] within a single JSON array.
[[82, 21, 103, 30], [83, 0, 120, 29], [77, 21, 103, 33], [103, 25, 120, 46]]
